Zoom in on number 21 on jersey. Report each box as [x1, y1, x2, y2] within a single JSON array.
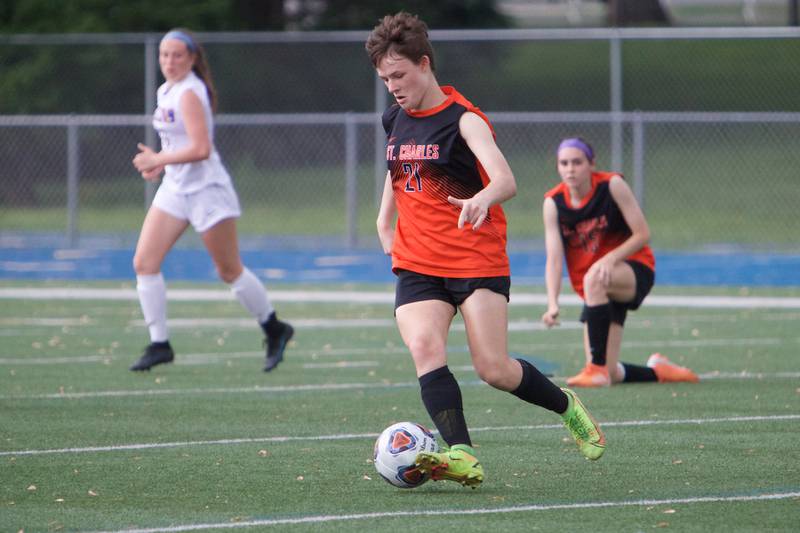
[[403, 162, 422, 193]]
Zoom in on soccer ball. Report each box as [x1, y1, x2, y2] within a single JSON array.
[[373, 421, 439, 488]]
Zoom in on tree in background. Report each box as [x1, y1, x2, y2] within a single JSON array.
[[0, 0, 285, 32], [289, 0, 509, 30], [0, 0, 507, 32], [604, 0, 671, 26]]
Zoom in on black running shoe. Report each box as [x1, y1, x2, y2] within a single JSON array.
[[263, 321, 294, 372], [130, 342, 174, 371]]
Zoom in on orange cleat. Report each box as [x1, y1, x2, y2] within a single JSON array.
[[646, 353, 699, 383], [566, 363, 611, 388]]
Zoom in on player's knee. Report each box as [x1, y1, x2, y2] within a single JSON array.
[[216, 264, 243, 284], [132, 253, 157, 275], [406, 337, 445, 363], [583, 270, 605, 299], [474, 360, 510, 390]]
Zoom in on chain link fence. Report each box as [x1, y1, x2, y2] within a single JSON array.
[[1, 28, 799, 250]]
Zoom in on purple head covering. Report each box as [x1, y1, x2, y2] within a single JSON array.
[[557, 138, 594, 161]]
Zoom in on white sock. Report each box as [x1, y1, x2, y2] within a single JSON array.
[[230, 267, 273, 324], [136, 273, 168, 342]]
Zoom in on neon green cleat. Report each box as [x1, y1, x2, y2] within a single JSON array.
[[415, 443, 484, 488], [561, 388, 606, 460]]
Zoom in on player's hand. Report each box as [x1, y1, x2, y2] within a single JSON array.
[[141, 165, 164, 182], [588, 256, 616, 288], [541, 307, 560, 328], [447, 195, 490, 230], [377, 226, 394, 256], [133, 143, 160, 172]]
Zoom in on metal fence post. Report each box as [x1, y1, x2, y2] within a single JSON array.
[[374, 75, 387, 207], [632, 111, 645, 211], [144, 35, 158, 210], [610, 31, 624, 171], [345, 112, 358, 248], [66, 118, 79, 248]]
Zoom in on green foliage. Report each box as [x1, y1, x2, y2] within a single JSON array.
[[624, 39, 800, 111], [2, 36, 798, 114], [0, 44, 142, 113], [0, 0, 507, 33], [0, 0, 285, 33], [312, 0, 509, 30]]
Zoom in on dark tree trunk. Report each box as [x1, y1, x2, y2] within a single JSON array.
[[608, 0, 671, 26], [234, 0, 286, 30]]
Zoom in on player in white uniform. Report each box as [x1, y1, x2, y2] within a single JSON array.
[[129, 28, 293, 372]]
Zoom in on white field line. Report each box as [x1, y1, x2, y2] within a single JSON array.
[[301, 361, 380, 369], [0, 355, 112, 365], [5, 311, 800, 331], [2, 370, 800, 400], [131, 317, 396, 329], [451, 368, 800, 380], [3, 368, 800, 401], [621, 337, 786, 348], [3, 287, 800, 308], [0, 380, 427, 400], [82, 490, 800, 533], [700, 371, 800, 379], [125, 317, 584, 331], [81, 491, 800, 533], [0, 317, 95, 326], [3, 414, 798, 458], [0, 336, 791, 366]]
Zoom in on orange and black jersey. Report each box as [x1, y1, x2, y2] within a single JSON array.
[[383, 86, 509, 278], [545, 171, 655, 299]]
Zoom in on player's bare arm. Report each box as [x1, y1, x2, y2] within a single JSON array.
[[590, 175, 649, 275], [447, 112, 517, 230], [542, 197, 564, 327], [376, 171, 397, 255], [587, 175, 651, 286]]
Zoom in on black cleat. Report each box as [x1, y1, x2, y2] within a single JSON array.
[[263, 321, 293, 372], [130, 342, 174, 371]]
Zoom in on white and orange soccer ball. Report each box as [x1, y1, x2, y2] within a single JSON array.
[[373, 421, 440, 488]]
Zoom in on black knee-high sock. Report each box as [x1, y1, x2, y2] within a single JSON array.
[[419, 366, 471, 447], [585, 304, 612, 366], [621, 362, 658, 383], [511, 359, 569, 414]]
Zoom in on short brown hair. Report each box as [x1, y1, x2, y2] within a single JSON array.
[[365, 12, 435, 71]]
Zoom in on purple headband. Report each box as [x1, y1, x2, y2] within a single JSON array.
[[162, 30, 196, 53], [557, 138, 594, 161]]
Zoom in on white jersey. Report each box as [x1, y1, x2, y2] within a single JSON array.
[[153, 70, 232, 193]]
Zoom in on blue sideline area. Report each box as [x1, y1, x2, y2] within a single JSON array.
[[1, 237, 799, 286]]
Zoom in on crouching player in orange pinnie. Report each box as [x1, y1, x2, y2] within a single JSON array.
[[542, 137, 699, 387]]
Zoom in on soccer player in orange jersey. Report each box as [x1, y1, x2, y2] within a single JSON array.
[[366, 13, 605, 488], [542, 137, 700, 387]]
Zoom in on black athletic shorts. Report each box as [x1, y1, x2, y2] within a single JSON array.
[[394, 269, 511, 312], [579, 260, 655, 326]]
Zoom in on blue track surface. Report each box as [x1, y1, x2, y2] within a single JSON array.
[[2, 244, 799, 286]]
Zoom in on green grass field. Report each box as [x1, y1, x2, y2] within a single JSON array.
[[1, 281, 799, 532]]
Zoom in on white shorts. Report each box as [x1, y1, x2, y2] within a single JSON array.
[[152, 182, 241, 233]]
